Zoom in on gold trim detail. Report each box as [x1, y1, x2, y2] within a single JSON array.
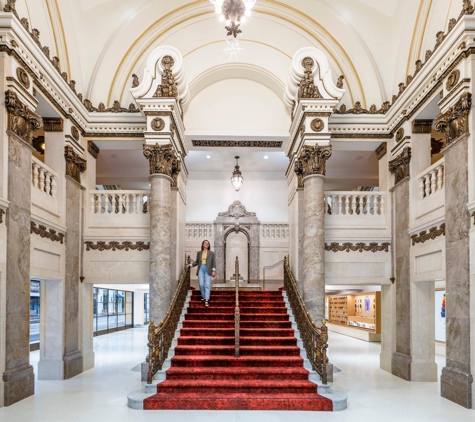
[[435, 92, 472, 146], [85, 241, 150, 251], [3, 0, 18, 18], [446, 69, 461, 91], [298, 57, 323, 99], [295, 145, 332, 184], [389, 147, 411, 185], [310, 118, 325, 132], [325, 242, 390, 253], [153, 56, 178, 98], [395, 128, 405, 143], [64, 145, 87, 183], [71, 126, 80, 140], [192, 140, 282, 148], [376, 143, 387, 160], [151, 118, 165, 132], [143, 143, 180, 178], [16, 67, 30, 89], [5, 90, 42, 144], [43, 117, 64, 132], [411, 224, 445, 246], [334, 101, 390, 115], [31, 221, 65, 244], [412, 119, 433, 134], [88, 141, 100, 159]]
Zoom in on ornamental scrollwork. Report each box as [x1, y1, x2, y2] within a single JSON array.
[[388, 147, 411, 185], [5, 90, 42, 144], [298, 57, 323, 100], [411, 224, 445, 246], [84, 241, 150, 252], [435, 92, 472, 146], [325, 242, 390, 253], [218, 201, 256, 218], [64, 145, 87, 183], [153, 56, 178, 99], [295, 145, 332, 182], [143, 143, 180, 178], [31, 222, 65, 244]]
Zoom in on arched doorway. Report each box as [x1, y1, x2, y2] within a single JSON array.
[[225, 230, 250, 282]]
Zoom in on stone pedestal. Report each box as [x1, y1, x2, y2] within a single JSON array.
[[3, 132, 35, 406]]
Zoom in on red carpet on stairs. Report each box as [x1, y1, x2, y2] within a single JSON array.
[[144, 290, 332, 411]]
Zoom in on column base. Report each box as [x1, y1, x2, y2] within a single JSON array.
[[3, 365, 34, 406], [82, 350, 95, 372], [325, 362, 333, 383], [391, 352, 411, 380], [38, 359, 64, 380], [441, 366, 473, 408], [411, 361, 438, 382], [380, 351, 392, 373], [64, 351, 83, 379]]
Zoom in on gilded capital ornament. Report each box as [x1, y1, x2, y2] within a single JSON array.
[[153, 56, 178, 99], [143, 143, 180, 178], [64, 145, 87, 183], [388, 147, 411, 185], [295, 145, 332, 185], [5, 90, 42, 144], [435, 92, 472, 147]]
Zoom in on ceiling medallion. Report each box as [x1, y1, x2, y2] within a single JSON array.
[[151, 117, 165, 131], [310, 118, 325, 132]]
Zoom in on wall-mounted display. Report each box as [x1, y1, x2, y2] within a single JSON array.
[[435, 290, 446, 343]]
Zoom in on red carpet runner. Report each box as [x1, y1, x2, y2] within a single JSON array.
[[144, 290, 332, 411]]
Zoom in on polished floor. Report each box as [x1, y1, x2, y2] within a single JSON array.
[[1, 328, 475, 421]]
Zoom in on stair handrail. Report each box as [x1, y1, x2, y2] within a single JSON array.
[[283, 256, 329, 384], [262, 259, 284, 291], [235, 256, 240, 358], [146, 255, 191, 384]]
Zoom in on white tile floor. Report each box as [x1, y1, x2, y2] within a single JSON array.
[[1, 328, 475, 422]]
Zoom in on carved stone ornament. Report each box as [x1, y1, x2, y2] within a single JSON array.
[[435, 92, 472, 146], [143, 143, 180, 178], [325, 242, 390, 253], [388, 147, 411, 185], [459, 0, 475, 19], [5, 90, 42, 144], [412, 120, 433, 134], [295, 145, 332, 183], [153, 56, 178, 99], [88, 141, 100, 159], [375, 142, 387, 160], [71, 126, 80, 141], [85, 241, 150, 252], [411, 224, 445, 246], [192, 140, 282, 148], [64, 145, 87, 183], [395, 127, 405, 143], [31, 221, 65, 244], [16, 67, 30, 89], [218, 200, 256, 218], [298, 57, 323, 100], [43, 117, 64, 132], [310, 118, 325, 132], [446, 70, 461, 91], [3, 0, 19, 19], [151, 117, 165, 132]]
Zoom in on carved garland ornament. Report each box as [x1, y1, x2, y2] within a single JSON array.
[[411, 224, 445, 246], [298, 57, 323, 100], [85, 241, 150, 252], [31, 222, 65, 244], [388, 147, 411, 185], [5, 90, 42, 144], [64, 145, 87, 183], [435, 92, 472, 146], [325, 242, 390, 253], [295, 145, 332, 186], [153, 56, 178, 99], [143, 143, 181, 178]]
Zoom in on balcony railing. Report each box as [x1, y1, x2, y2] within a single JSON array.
[[185, 223, 213, 239], [324, 191, 385, 216], [32, 156, 57, 198], [261, 224, 289, 239], [90, 191, 149, 215], [417, 159, 444, 200]]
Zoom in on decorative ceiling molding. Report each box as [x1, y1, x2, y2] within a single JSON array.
[[192, 140, 282, 148]]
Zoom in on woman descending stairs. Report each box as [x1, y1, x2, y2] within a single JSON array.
[[144, 290, 332, 411]]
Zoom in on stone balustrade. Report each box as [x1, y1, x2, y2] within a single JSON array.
[[324, 191, 385, 216], [185, 223, 213, 239], [31, 156, 58, 198], [261, 224, 289, 239], [90, 190, 149, 215], [417, 159, 444, 200]]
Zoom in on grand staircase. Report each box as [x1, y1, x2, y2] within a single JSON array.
[[143, 290, 332, 411]]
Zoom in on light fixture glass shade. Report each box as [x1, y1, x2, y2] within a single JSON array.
[[231, 156, 244, 191]]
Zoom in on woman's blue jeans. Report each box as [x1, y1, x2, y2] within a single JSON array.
[[198, 264, 211, 300]]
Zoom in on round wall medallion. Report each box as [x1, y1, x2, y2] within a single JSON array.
[[16, 67, 30, 89], [151, 117, 165, 131], [395, 128, 405, 143], [310, 118, 325, 132], [71, 126, 80, 141], [446, 70, 460, 91]]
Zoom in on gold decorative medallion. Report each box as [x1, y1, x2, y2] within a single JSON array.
[[446, 70, 460, 92], [16, 67, 30, 89], [310, 118, 325, 132], [71, 126, 80, 140], [395, 128, 405, 143], [151, 117, 165, 132]]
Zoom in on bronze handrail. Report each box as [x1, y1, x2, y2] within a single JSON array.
[[283, 256, 329, 384], [262, 259, 284, 291], [234, 256, 240, 358], [146, 255, 191, 384]]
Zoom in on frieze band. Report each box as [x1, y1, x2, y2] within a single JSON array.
[[325, 242, 390, 253], [192, 140, 283, 148], [85, 241, 150, 252], [411, 224, 446, 246], [31, 221, 65, 244]]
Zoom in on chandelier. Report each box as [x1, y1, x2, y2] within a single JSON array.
[[209, 0, 256, 38], [231, 156, 244, 191]]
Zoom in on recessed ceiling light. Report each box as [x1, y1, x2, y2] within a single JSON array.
[[264, 156, 268, 159], [207, 155, 211, 159]]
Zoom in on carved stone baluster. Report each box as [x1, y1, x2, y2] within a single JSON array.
[[430, 170, 437, 195], [437, 165, 444, 191], [90, 193, 96, 214], [50, 175, 57, 198], [123, 193, 129, 214], [32, 163, 39, 189], [100, 193, 105, 214], [349, 194, 355, 215], [38, 167, 45, 192], [380, 195, 385, 215], [338, 195, 343, 215], [424, 175, 431, 198], [44, 171, 52, 195], [418, 177, 425, 199]]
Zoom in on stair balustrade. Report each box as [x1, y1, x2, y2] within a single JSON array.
[[262, 259, 284, 291], [185, 223, 213, 239], [146, 256, 191, 384], [90, 190, 149, 215], [31, 156, 58, 198], [283, 256, 329, 384], [324, 191, 385, 216], [417, 159, 444, 200], [235, 256, 240, 358], [261, 224, 289, 239]]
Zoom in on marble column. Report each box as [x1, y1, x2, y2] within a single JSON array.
[[295, 145, 331, 323], [143, 143, 180, 323], [388, 147, 412, 380], [214, 223, 225, 283], [3, 131, 35, 406]]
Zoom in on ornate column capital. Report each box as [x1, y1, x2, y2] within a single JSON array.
[[5, 90, 42, 144], [388, 147, 411, 185], [435, 92, 472, 147], [64, 145, 87, 183], [295, 145, 332, 184], [143, 143, 180, 179]]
